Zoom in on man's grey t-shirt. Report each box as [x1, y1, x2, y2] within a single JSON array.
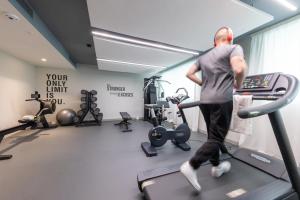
[[195, 44, 244, 103]]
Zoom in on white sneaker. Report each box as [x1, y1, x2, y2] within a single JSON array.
[[211, 161, 231, 178], [180, 161, 201, 191]]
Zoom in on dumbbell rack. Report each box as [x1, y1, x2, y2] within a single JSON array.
[[74, 90, 103, 127]]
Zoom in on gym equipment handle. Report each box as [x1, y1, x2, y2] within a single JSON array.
[[176, 88, 188, 96], [178, 100, 201, 109], [238, 74, 299, 119]]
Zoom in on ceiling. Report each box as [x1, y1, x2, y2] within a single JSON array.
[[2, 0, 299, 73], [88, 0, 272, 50], [26, 0, 97, 66], [87, 0, 272, 73], [242, 0, 300, 20], [0, 0, 75, 69], [238, 0, 300, 38], [95, 39, 192, 66]]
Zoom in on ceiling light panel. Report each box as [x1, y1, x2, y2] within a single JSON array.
[[93, 37, 191, 68], [97, 58, 165, 68], [97, 59, 154, 74], [92, 29, 200, 55], [273, 0, 298, 11]]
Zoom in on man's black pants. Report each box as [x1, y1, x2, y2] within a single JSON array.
[[190, 101, 233, 169]]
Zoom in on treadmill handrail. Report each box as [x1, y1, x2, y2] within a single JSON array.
[[238, 74, 299, 119], [178, 100, 201, 109]]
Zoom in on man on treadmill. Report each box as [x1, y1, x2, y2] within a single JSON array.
[[180, 27, 247, 191]]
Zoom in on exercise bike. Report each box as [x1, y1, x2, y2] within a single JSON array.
[[144, 100, 170, 127], [141, 88, 191, 157], [0, 91, 57, 160]]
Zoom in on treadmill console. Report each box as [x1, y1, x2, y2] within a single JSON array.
[[237, 73, 280, 92], [236, 73, 287, 100]]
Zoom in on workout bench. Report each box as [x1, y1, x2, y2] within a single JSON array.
[[114, 112, 132, 132]]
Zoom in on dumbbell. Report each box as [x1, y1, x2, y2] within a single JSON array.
[[81, 97, 88, 102], [90, 96, 97, 102], [80, 103, 88, 110], [96, 113, 103, 121], [73, 116, 79, 123], [77, 110, 86, 117], [91, 108, 100, 115], [90, 90, 97, 95], [91, 103, 97, 109], [81, 90, 89, 94], [81, 96, 97, 102]]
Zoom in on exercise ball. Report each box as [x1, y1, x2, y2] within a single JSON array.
[[56, 109, 76, 126]]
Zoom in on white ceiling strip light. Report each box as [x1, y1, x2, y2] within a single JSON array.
[[92, 30, 200, 56], [274, 0, 298, 11], [97, 58, 166, 68]]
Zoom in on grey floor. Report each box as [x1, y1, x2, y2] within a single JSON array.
[[0, 120, 212, 200]]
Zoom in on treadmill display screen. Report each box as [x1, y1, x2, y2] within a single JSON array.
[[242, 74, 274, 89]]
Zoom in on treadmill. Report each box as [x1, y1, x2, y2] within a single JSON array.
[[137, 72, 300, 200]]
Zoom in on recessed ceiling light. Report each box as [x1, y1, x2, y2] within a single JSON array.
[[274, 0, 298, 11], [3, 12, 20, 22], [41, 58, 47, 62], [97, 58, 165, 68], [92, 30, 200, 56]]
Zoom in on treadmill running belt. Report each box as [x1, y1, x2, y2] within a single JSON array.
[[143, 159, 285, 200]]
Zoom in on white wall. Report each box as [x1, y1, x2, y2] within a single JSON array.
[[158, 59, 201, 132], [236, 36, 252, 63], [0, 50, 36, 130], [35, 65, 144, 121]]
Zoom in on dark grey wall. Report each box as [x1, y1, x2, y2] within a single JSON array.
[[236, 36, 252, 74], [236, 36, 252, 63]]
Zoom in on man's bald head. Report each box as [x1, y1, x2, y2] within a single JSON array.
[[214, 27, 233, 46]]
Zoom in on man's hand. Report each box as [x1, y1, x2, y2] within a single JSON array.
[[186, 64, 202, 86], [230, 56, 247, 89]]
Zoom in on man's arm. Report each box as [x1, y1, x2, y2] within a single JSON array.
[[230, 56, 247, 89], [186, 64, 202, 86]]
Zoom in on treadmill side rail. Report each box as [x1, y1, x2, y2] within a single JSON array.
[[236, 180, 293, 200], [233, 148, 286, 179], [137, 154, 231, 192], [137, 163, 182, 192]]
